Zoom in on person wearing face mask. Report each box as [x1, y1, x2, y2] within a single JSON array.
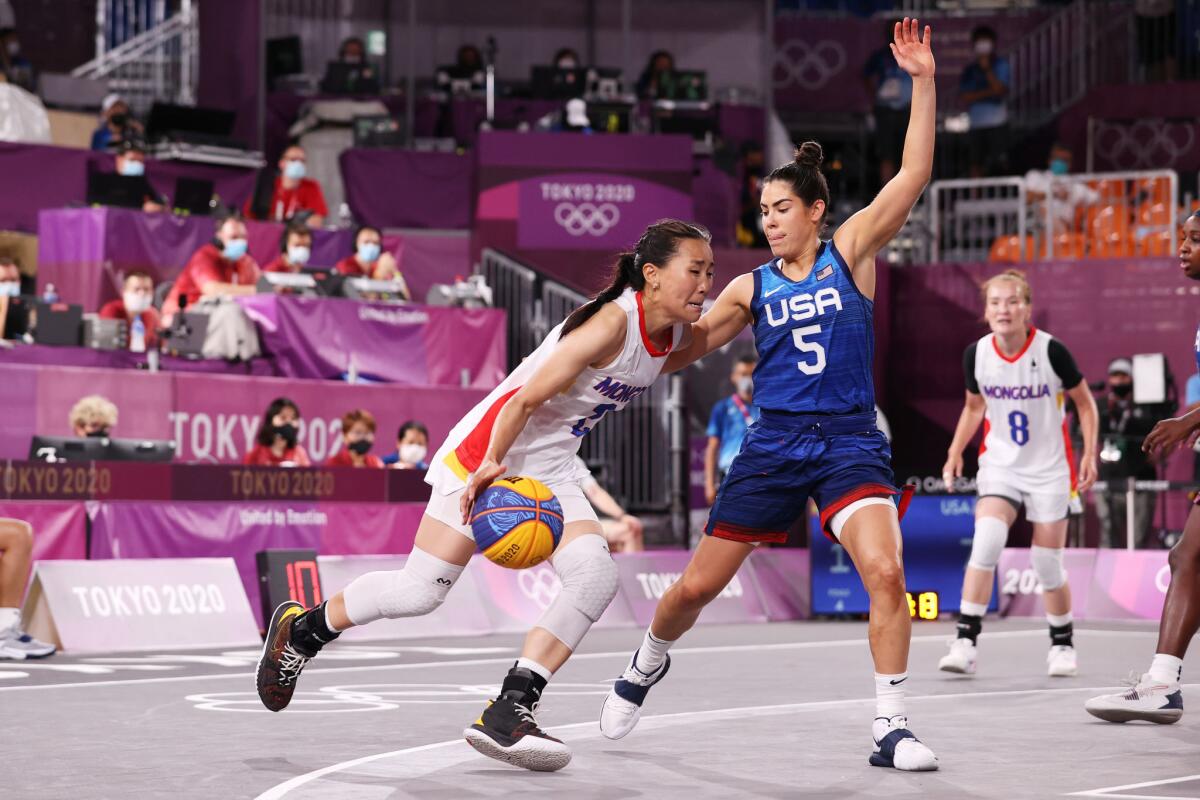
[[326, 409, 385, 468], [958, 25, 1011, 178], [1022, 142, 1099, 235], [244, 397, 312, 467], [69, 395, 118, 439], [90, 94, 143, 152], [0, 26, 33, 92], [95, 139, 165, 213], [553, 47, 580, 71], [161, 213, 262, 324], [244, 144, 327, 228], [1094, 358, 1167, 549], [703, 355, 759, 506], [0, 257, 20, 300], [264, 223, 314, 273], [336, 225, 407, 294], [382, 420, 430, 469], [99, 271, 161, 351]]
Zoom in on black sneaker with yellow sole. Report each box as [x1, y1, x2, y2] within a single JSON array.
[[462, 665, 571, 771], [256, 601, 338, 712]]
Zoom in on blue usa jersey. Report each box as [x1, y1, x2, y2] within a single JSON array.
[[750, 241, 875, 415]]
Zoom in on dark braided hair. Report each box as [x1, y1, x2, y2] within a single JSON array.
[[763, 141, 830, 228], [560, 219, 710, 337]]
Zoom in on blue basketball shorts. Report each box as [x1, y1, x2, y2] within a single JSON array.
[[705, 411, 906, 544]]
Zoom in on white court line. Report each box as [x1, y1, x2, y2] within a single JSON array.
[[253, 682, 1189, 800], [0, 627, 1155, 693], [1070, 774, 1200, 798]]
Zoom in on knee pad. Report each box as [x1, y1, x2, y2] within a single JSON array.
[[1030, 545, 1066, 591], [342, 548, 464, 626], [967, 516, 1009, 572], [535, 534, 619, 650]]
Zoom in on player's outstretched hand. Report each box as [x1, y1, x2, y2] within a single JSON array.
[[891, 17, 935, 79], [1076, 454, 1098, 493], [1142, 416, 1196, 457], [461, 458, 507, 524], [941, 452, 963, 492]]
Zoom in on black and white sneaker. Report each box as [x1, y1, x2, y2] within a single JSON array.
[[869, 715, 939, 771], [1085, 673, 1184, 724], [599, 649, 672, 740], [464, 665, 570, 772]]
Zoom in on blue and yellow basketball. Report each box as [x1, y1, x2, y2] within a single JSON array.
[[470, 476, 564, 569]]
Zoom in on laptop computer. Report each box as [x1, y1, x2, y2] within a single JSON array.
[[86, 172, 153, 209], [530, 66, 589, 99], [33, 301, 83, 347], [320, 61, 381, 95], [146, 102, 241, 149], [302, 267, 345, 298], [173, 177, 215, 216]]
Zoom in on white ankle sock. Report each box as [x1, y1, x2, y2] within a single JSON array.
[[323, 603, 342, 633], [1149, 653, 1183, 686], [0, 607, 18, 631], [959, 600, 988, 618], [875, 672, 907, 719], [633, 629, 674, 674], [1046, 611, 1072, 628], [516, 657, 552, 682]]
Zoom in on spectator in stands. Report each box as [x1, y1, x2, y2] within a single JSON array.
[[99, 270, 160, 351], [0, 255, 19, 296], [574, 456, 644, 553], [161, 213, 261, 322], [244, 397, 311, 467], [863, 20, 912, 188], [69, 395, 117, 438], [335, 226, 409, 298], [264, 222, 313, 273], [382, 420, 429, 469], [0, 518, 55, 660], [1136, 0, 1177, 82], [107, 139, 165, 213], [554, 47, 581, 69], [1095, 358, 1164, 548], [326, 408, 384, 468], [90, 93, 143, 152], [636, 50, 675, 99], [959, 26, 1011, 178], [456, 44, 484, 74], [0, 25, 34, 92], [244, 144, 328, 228], [1023, 141, 1099, 234], [704, 354, 759, 505], [339, 36, 367, 64]]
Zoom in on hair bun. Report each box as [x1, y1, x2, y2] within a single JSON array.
[[793, 141, 824, 170]]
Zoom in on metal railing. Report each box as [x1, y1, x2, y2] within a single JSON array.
[[72, 0, 197, 114], [928, 169, 1178, 264], [477, 248, 682, 527]]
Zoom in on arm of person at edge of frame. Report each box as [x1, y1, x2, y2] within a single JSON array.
[[834, 18, 935, 302], [1142, 399, 1200, 457], [942, 390, 985, 492], [1066, 379, 1100, 493], [661, 273, 755, 375], [459, 303, 627, 522]]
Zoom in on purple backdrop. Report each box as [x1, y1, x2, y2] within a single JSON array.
[[88, 501, 424, 626], [0, 343, 277, 376], [0, 501, 89, 594], [1058, 83, 1200, 173], [340, 149, 474, 230], [197, 0, 261, 147], [0, 362, 487, 464], [235, 295, 506, 386]]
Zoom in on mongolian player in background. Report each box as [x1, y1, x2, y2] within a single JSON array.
[[1086, 211, 1200, 723], [255, 220, 714, 771], [601, 19, 940, 771], [940, 270, 1098, 678]]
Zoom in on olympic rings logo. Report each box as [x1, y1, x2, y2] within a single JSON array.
[[554, 202, 621, 237], [772, 39, 847, 89], [517, 565, 562, 610], [1093, 119, 1195, 169]]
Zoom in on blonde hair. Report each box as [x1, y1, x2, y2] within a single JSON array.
[[981, 269, 1032, 305], [69, 395, 118, 432]]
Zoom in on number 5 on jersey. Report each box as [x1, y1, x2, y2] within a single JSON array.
[[791, 325, 826, 375]]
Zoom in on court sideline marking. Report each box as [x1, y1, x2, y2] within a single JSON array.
[[1069, 774, 1200, 799]]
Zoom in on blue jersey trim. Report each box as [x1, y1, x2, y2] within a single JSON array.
[[751, 265, 764, 327]]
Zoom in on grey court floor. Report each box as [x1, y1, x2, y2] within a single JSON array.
[[3, 619, 1197, 800]]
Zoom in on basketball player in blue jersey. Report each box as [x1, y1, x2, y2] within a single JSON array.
[[1086, 211, 1200, 723], [600, 18, 939, 771]]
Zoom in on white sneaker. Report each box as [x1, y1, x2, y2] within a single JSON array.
[[1085, 673, 1184, 724], [1047, 645, 1078, 677], [938, 638, 977, 675], [599, 650, 671, 740], [869, 715, 939, 771], [0, 622, 56, 660]]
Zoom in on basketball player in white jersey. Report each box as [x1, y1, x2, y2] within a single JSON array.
[[255, 220, 714, 772], [941, 269, 1098, 677]]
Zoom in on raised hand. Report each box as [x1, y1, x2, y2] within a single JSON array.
[[891, 17, 935, 80]]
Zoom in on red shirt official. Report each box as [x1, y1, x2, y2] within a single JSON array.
[[162, 243, 261, 320], [98, 300, 161, 349], [325, 449, 384, 468], [243, 443, 312, 467], [244, 177, 328, 222]]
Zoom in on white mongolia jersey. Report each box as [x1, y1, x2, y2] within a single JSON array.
[[427, 288, 681, 493], [974, 329, 1075, 487]]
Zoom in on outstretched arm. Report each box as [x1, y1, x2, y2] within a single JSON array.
[[834, 18, 935, 295], [663, 273, 755, 374], [942, 391, 986, 492]]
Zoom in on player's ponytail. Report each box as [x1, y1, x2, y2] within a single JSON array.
[[764, 140, 831, 228], [560, 219, 710, 338]]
